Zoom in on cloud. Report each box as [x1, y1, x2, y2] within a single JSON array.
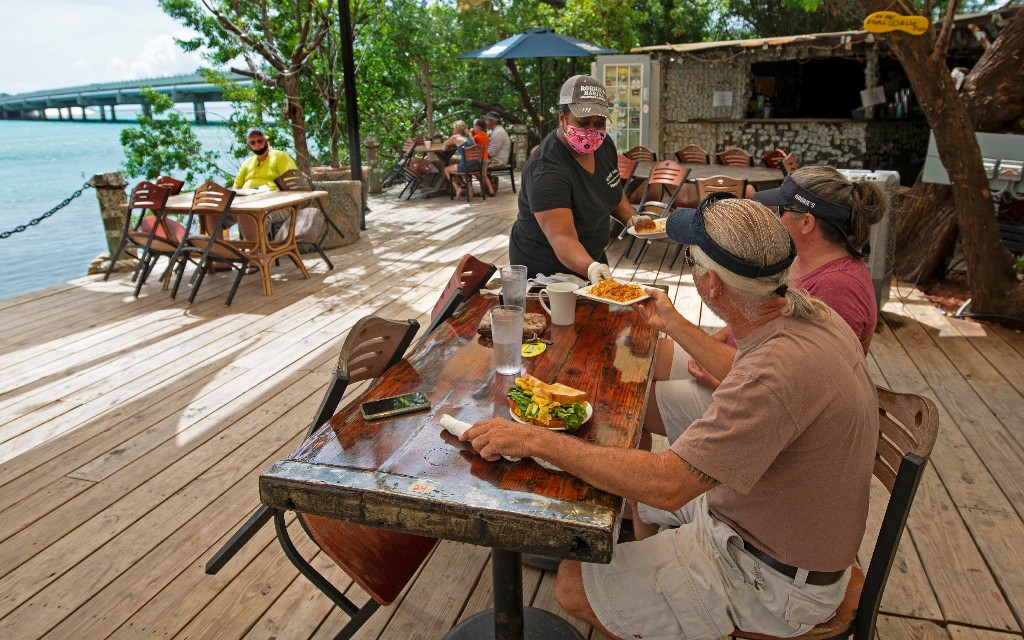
[[107, 33, 205, 80]]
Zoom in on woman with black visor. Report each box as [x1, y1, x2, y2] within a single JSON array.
[[636, 166, 888, 446]]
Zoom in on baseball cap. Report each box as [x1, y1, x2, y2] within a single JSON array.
[[558, 75, 610, 119], [665, 193, 796, 279], [245, 126, 266, 139], [752, 176, 851, 224], [483, 111, 501, 121]]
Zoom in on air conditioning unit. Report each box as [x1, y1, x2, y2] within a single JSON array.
[[837, 169, 901, 312]]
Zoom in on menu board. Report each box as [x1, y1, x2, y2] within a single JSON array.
[[602, 63, 645, 152]]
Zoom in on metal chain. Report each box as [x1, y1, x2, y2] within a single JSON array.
[[0, 181, 94, 239]]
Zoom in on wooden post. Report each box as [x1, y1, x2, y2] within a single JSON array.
[[363, 136, 381, 194], [90, 172, 134, 275]]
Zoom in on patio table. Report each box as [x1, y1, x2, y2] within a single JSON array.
[[259, 293, 658, 639], [164, 189, 325, 296], [414, 142, 456, 198]]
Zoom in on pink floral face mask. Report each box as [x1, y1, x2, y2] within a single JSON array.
[[562, 122, 607, 154]]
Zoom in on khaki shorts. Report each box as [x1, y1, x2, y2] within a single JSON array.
[[582, 495, 850, 640], [654, 343, 715, 442]]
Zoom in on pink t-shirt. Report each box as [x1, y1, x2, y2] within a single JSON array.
[[726, 255, 876, 347], [673, 314, 878, 570]]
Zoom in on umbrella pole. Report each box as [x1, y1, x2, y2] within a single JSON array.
[[537, 58, 543, 137]]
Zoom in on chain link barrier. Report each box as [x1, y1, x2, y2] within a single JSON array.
[[0, 180, 94, 239]]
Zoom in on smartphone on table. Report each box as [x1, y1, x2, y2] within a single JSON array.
[[360, 392, 431, 420]]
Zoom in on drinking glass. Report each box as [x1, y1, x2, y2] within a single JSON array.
[[500, 265, 528, 310], [490, 305, 524, 375]]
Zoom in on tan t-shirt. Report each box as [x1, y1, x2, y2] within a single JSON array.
[[671, 313, 877, 571]]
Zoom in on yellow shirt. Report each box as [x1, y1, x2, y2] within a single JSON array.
[[233, 149, 298, 190]]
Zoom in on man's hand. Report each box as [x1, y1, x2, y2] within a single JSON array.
[[635, 288, 681, 332], [587, 262, 613, 283], [461, 418, 541, 462], [626, 214, 653, 229], [687, 358, 722, 391]]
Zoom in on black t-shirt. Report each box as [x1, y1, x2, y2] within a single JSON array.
[[509, 130, 622, 278]]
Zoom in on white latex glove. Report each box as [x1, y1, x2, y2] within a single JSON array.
[[627, 214, 653, 229], [587, 261, 613, 284]]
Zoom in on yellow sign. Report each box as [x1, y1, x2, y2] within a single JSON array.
[[863, 11, 930, 36]]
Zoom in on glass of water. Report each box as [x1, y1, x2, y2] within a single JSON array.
[[500, 265, 528, 309], [490, 305, 524, 375]]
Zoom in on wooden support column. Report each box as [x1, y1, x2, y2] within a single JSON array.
[[193, 101, 207, 125]]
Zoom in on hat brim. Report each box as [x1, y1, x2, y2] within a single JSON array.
[[665, 207, 701, 245], [750, 187, 790, 207], [566, 102, 610, 119]]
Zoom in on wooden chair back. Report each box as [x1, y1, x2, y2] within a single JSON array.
[[731, 386, 938, 640], [296, 315, 435, 607], [424, 254, 497, 340], [617, 154, 638, 181], [697, 175, 747, 199], [676, 144, 709, 164], [461, 144, 486, 163], [154, 175, 185, 195], [762, 149, 787, 169], [275, 168, 314, 192], [717, 147, 752, 166], [781, 152, 801, 176], [623, 145, 656, 163], [129, 181, 171, 214]]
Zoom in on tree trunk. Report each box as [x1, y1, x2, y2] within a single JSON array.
[[893, 10, 1024, 280], [282, 73, 312, 173], [862, 0, 1024, 316], [505, 60, 540, 132], [328, 95, 340, 168], [420, 58, 434, 139]]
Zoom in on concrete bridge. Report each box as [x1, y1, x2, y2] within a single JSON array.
[[0, 72, 252, 124]]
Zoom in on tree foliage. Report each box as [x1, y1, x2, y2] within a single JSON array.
[[119, 89, 228, 186]]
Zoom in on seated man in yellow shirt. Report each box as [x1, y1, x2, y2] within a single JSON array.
[[208, 127, 298, 245]]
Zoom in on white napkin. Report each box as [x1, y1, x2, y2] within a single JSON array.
[[440, 414, 520, 462], [534, 273, 588, 288]]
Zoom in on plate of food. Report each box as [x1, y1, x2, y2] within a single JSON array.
[[626, 216, 668, 239], [506, 374, 591, 432], [575, 279, 650, 306]]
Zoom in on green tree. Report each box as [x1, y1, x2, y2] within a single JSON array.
[[120, 89, 228, 186]]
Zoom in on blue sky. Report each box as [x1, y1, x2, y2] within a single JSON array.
[[0, 1, 204, 94]]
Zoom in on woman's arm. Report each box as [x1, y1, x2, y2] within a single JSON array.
[[534, 208, 599, 276]]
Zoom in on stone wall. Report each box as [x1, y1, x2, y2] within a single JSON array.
[[312, 179, 362, 250], [655, 53, 929, 184]]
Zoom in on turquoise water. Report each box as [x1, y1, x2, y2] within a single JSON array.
[[0, 119, 240, 301]]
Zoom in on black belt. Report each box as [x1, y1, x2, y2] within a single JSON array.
[[742, 541, 846, 586]]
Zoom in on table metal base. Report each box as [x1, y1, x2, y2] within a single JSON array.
[[444, 607, 584, 640]]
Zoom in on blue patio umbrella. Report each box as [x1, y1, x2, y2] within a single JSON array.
[[459, 28, 618, 131]]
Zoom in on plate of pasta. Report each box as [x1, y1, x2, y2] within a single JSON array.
[[575, 279, 650, 306]]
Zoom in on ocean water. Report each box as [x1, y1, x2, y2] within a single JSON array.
[[0, 119, 240, 301]]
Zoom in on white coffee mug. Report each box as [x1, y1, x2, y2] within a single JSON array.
[[539, 282, 580, 326]]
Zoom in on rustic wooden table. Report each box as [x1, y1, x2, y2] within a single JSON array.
[[260, 293, 658, 639], [165, 189, 325, 296]]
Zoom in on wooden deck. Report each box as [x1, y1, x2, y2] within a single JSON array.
[[0, 187, 1022, 640]]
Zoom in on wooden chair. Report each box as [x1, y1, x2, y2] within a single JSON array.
[[731, 386, 937, 640], [102, 181, 175, 297], [717, 147, 752, 166], [617, 154, 638, 181], [623, 145, 656, 163], [154, 175, 185, 195], [274, 169, 346, 270], [488, 140, 517, 193], [423, 254, 497, 341], [211, 316, 426, 640], [762, 149, 787, 169], [781, 152, 801, 176], [398, 157, 438, 200], [675, 143, 709, 164], [449, 145, 489, 202], [167, 182, 247, 306], [382, 135, 423, 188], [622, 160, 689, 263]]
